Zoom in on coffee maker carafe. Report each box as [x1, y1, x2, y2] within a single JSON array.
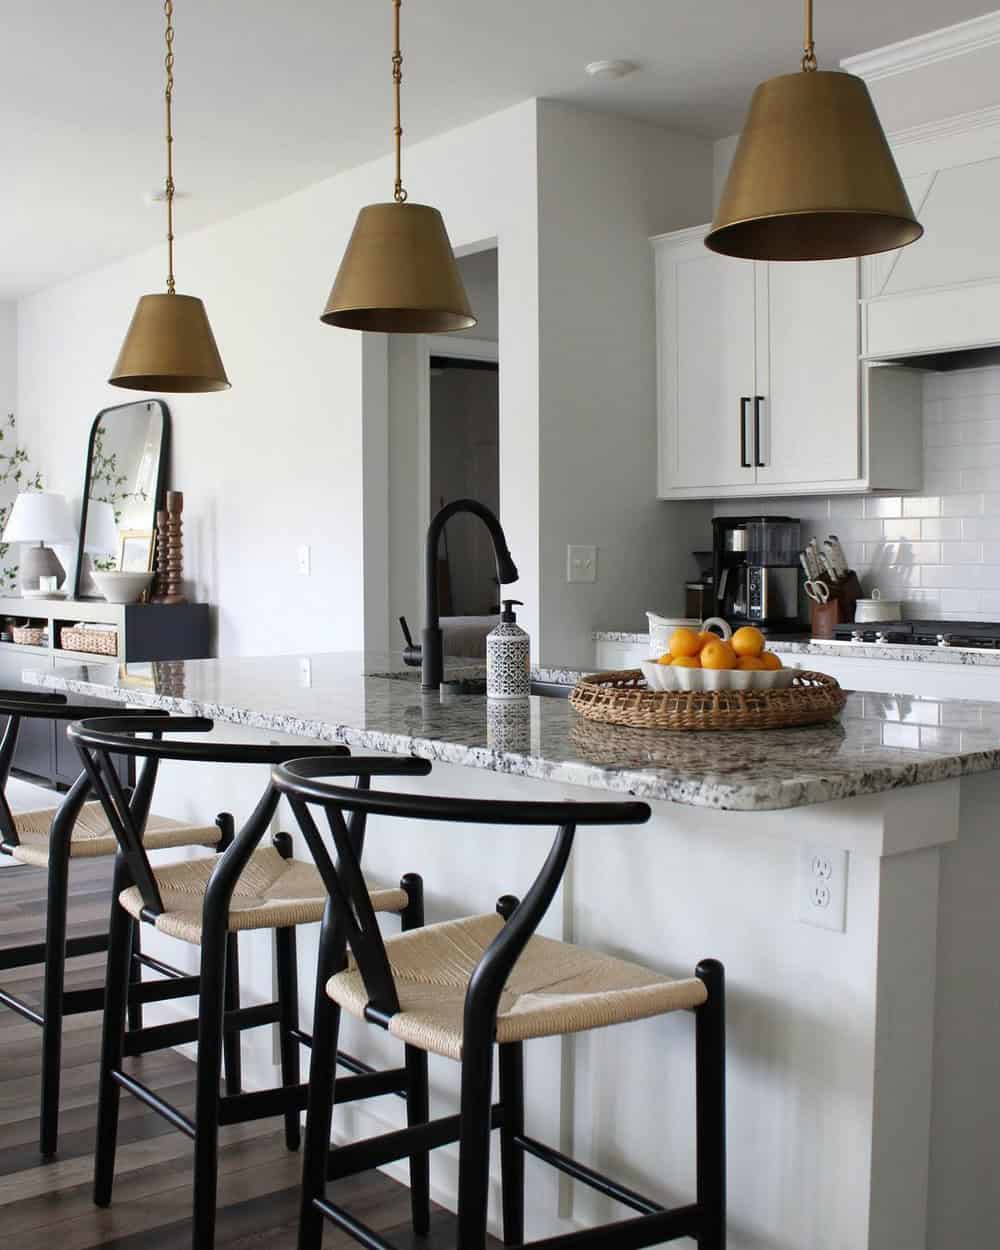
[[712, 516, 801, 632]]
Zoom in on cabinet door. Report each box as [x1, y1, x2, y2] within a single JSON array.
[[754, 259, 861, 488], [657, 236, 757, 494]]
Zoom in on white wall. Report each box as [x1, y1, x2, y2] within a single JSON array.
[[535, 103, 713, 666], [0, 302, 15, 422], [17, 101, 541, 659]]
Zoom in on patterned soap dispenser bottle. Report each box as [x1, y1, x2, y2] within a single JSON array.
[[486, 600, 530, 701]]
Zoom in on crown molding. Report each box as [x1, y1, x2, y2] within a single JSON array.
[[887, 101, 1000, 148], [842, 11, 1000, 82]]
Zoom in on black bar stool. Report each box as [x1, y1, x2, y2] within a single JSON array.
[[69, 714, 433, 1250], [274, 755, 727, 1250], [0, 691, 225, 1157]]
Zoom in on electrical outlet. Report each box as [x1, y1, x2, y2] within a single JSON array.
[[297, 545, 311, 575], [566, 544, 597, 583], [798, 845, 848, 932], [298, 657, 312, 688]]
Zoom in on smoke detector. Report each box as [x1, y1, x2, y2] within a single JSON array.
[[585, 60, 638, 80]]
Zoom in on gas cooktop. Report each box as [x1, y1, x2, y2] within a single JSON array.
[[826, 619, 1000, 648]]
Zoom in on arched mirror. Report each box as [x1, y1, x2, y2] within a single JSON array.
[[73, 400, 170, 598]]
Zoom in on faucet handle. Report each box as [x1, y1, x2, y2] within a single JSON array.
[[399, 616, 422, 667]]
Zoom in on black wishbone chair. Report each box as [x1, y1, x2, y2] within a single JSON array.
[[69, 714, 433, 1250], [0, 690, 225, 1157], [274, 755, 727, 1250]]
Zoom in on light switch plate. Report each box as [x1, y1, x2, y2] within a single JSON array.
[[297, 545, 311, 575], [567, 544, 597, 583]]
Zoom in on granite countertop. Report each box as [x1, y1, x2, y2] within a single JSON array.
[[594, 630, 1000, 668], [21, 650, 1000, 813]]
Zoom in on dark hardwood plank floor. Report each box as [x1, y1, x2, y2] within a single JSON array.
[[0, 859, 496, 1249]]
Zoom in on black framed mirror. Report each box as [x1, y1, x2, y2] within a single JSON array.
[[73, 400, 171, 599]]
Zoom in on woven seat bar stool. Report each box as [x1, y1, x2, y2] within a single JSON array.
[[0, 691, 225, 1157], [274, 755, 727, 1250], [69, 714, 434, 1250]]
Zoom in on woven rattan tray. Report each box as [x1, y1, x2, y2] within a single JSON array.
[[569, 668, 846, 732], [60, 626, 118, 657]]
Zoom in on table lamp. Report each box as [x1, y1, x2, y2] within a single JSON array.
[[77, 498, 119, 598], [2, 491, 77, 597]]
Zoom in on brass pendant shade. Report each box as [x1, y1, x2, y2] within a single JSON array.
[[110, 1, 229, 393], [708, 2, 922, 262], [321, 0, 475, 335], [109, 293, 230, 393], [321, 203, 475, 333]]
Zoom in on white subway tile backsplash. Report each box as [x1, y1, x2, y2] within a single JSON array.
[[711, 368, 1000, 620]]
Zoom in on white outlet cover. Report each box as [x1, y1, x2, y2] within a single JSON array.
[[798, 845, 848, 932], [297, 544, 311, 575], [566, 544, 597, 583]]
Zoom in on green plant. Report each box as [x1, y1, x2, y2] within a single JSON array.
[[0, 413, 44, 591]]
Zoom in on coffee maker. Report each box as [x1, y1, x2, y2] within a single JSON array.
[[712, 516, 801, 632]]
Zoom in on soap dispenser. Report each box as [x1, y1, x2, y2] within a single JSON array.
[[486, 600, 530, 700]]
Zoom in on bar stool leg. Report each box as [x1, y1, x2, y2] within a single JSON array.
[[93, 859, 134, 1207], [400, 872, 430, 1235], [192, 917, 227, 1250], [498, 1042, 525, 1245], [456, 1028, 495, 1250], [695, 959, 726, 1250], [275, 925, 301, 1151], [298, 899, 346, 1250], [39, 837, 71, 1158], [127, 924, 144, 1033], [223, 932, 242, 1096]]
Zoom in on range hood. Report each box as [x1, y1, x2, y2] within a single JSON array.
[[869, 343, 1000, 372]]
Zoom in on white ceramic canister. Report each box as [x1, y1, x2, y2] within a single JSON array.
[[854, 588, 902, 623], [486, 600, 531, 700]]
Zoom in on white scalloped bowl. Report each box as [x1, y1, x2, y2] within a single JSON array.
[[639, 659, 678, 692]]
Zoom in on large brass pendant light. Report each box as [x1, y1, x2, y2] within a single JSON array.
[[110, 1, 229, 392], [706, 0, 923, 261], [321, 0, 475, 333]]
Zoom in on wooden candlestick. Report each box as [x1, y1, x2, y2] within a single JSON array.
[[152, 490, 187, 605]]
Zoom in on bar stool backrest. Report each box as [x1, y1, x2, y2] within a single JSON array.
[[273, 755, 651, 1029], [0, 690, 171, 854], [68, 715, 357, 920]]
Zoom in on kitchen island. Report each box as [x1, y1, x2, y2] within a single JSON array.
[[27, 654, 1000, 1250]]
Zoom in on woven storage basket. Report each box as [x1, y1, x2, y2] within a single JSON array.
[[11, 625, 46, 647], [60, 626, 118, 658], [569, 668, 846, 732]]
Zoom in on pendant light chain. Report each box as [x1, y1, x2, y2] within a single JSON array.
[[801, 0, 817, 71], [164, 0, 177, 293], [392, 0, 407, 202]]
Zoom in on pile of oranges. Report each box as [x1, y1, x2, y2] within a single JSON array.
[[657, 626, 783, 672]]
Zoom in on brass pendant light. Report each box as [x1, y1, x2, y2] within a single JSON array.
[[321, 0, 475, 333], [706, 0, 923, 261], [110, 1, 229, 392]]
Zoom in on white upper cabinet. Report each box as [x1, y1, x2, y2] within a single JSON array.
[[653, 224, 922, 499]]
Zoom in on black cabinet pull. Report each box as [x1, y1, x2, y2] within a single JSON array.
[[754, 396, 766, 467], [739, 397, 751, 468]]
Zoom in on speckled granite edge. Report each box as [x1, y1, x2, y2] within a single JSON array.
[[21, 666, 1000, 813], [594, 631, 1000, 667]]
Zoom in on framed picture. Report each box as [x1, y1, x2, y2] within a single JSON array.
[[118, 529, 154, 574]]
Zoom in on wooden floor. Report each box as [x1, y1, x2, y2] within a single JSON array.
[[0, 856, 495, 1249]]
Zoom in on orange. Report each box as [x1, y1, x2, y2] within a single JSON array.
[[671, 655, 701, 669], [736, 655, 766, 671], [759, 651, 783, 670], [668, 627, 702, 659], [695, 630, 718, 652], [700, 640, 737, 671], [656, 653, 673, 666], [731, 626, 766, 658]]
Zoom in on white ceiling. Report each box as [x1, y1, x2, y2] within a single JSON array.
[[1, 1, 993, 299]]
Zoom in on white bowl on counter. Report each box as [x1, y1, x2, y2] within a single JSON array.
[[92, 570, 154, 604], [640, 660, 794, 693]]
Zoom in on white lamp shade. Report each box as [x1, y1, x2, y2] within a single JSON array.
[[83, 499, 119, 556], [2, 491, 77, 545]]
